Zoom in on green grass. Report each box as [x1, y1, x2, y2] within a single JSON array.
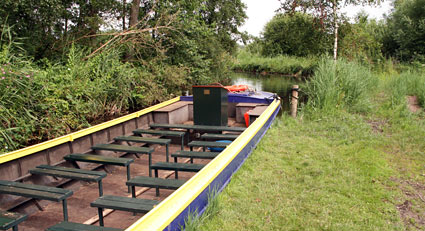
[[201, 113, 405, 230], [200, 60, 425, 230], [232, 50, 317, 76], [183, 187, 220, 231]]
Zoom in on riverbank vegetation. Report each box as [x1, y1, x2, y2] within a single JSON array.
[[0, 0, 247, 153], [201, 59, 425, 230]]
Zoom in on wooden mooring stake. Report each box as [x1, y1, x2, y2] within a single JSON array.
[[291, 85, 299, 118]]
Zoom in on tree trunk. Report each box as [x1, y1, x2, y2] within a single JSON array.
[[333, 0, 338, 61], [130, 0, 141, 28], [122, 0, 126, 30]]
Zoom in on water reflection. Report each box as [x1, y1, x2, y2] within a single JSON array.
[[230, 72, 304, 112]]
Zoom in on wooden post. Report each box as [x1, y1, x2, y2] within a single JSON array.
[[291, 85, 299, 118]]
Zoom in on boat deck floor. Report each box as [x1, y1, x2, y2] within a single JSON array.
[[17, 119, 245, 230]]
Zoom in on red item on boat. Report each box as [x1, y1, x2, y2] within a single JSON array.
[[244, 110, 251, 127], [224, 85, 248, 92]]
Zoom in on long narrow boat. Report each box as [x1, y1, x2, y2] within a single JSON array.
[[0, 86, 280, 230]]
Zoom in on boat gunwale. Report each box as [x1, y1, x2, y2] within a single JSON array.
[[126, 98, 281, 230], [0, 97, 181, 164]]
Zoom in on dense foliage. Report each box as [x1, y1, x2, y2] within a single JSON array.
[[0, 0, 247, 153], [338, 13, 384, 65], [382, 0, 425, 62], [262, 13, 331, 57]]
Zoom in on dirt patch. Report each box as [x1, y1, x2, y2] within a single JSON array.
[[367, 119, 387, 133], [393, 178, 425, 229], [407, 96, 422, 113]]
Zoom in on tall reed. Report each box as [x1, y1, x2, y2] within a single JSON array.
[[304, 58, 378, 114]]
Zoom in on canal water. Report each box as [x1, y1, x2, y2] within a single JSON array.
[[230, 72, 304, 113]]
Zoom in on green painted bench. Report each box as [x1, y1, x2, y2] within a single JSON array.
[[0, 210, 27, 231], [46, 221, 121, 231], [171, 151, 219, 163], [0, 180, 72, 221], [188, 141, 230, 152], [90, 195, 159, 227], [91, 144, 154, 177], [127, 176, 185, 197], [133, 129, 186, 150], [114, 136, 171, 162], [151, 162, 205, 179], [64, 153, 134, 192], [201, 133, 239, 140], [149, 123, 246, 133], [30, 165, 107, 196]]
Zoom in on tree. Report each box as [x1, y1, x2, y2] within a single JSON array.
[[262, 13, 331, 57], [383, 0, 425, 61], [0, 0, 122, 59], [200, 0, 247, 53], [338, 12, 384, 64], [278, 0, 379, 60]]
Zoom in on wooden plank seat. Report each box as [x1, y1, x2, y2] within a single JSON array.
[[91, 144, 154, 177], [126, 176, 185, 197], [90, 195, 159, 227], [188, 140, 230, 152], [133, 129, 186, 151], [151, 162, 205, 179], [114, 136, 171, 162], [0, 180, 72, 221], [29, 165, 107, 196], [64, 153, 134, 193], [171, 151, 220, 163], [201, 133, 239, 140], [0, 210, 27, 231], [149, 123, 246, 133], [46, 221, 122, 231]]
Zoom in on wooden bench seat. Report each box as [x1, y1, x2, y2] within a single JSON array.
[[91, 144, 154, 177], [47, 221, 122, 231], [201, 133, 239, 140], [171, 151, 219, 163], [47, 221, 121, 231], [188, 140, 230, 152], [133, 129, 186, 150], [0, 180, 72, 221], [30, 165, 107, 196], [126, 176, 185, 197], [149, 123, 246, 133], [64, 153, 134, 192], [151, 162, 205, 179], [91, 195, 159, 227], [0, 210, 27, 231], [114, 136, 171, 162]]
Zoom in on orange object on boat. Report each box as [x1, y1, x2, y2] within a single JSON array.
[[244, 110, 251, 127], [224, 85, 249, 92]]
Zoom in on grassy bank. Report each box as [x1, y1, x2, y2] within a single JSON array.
[[199, 59, 425, 230], [232, 50, 317, 76]]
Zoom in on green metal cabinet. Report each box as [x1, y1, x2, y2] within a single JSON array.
[[192, 86, 228, 126]]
